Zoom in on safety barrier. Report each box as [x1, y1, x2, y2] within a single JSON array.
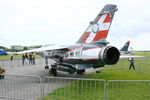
[[43, 77, 105, 100], [138, 63, 150, 74], [107, 80, 150, 100], [0, 75, 42, 100], [0, 75, 150, 100]]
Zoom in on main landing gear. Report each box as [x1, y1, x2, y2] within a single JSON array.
[[44, 57, 57, 76], [49, 68, 57, 76], [44, 57, 86, 76], [49, 64, 57, 76], [76, 69, 85, 75]]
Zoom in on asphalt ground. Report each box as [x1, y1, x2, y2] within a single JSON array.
[[0, 58, 98, 100]]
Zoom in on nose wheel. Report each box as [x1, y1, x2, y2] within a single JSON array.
[[45, 66, 49, 69]]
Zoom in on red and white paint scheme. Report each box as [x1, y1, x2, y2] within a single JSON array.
[[18, 4, 120, 76], [77, 5, 116, 44], [83, 13, 110, 43]]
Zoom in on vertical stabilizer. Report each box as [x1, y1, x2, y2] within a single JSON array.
[[76, 4, 117, 44], [120, 40, 130, 52]]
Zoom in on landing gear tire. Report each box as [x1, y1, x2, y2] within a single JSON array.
[[45, 66, 49, 69], [49, 68, 57, 76], [76, 69, 85, 75]]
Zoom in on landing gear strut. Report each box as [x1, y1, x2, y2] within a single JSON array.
[[45, 57, 49, 69]]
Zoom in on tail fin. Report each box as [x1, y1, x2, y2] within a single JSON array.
[[120, 40, 130, 52], [76, 4, 117, 44]]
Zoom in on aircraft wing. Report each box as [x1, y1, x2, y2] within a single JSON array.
[[17, 45, 68, 54], [120, 54, 144, 58]]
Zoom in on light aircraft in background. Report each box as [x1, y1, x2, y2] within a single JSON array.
[[120, 40, 131, 55], [119, 41, 144, 58], [18, 4, 120, 76], [0, 49, 7, 55]]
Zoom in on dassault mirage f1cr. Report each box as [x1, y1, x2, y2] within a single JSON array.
[[19, 4, 120, 76]]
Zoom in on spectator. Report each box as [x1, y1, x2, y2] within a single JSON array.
[[10, 55, 13, 61], [29, 53, 33, 64], [128, 57, 135, 70], [32, 52, 35, 65], [25, 53, 29, 65], [22, 54, 25, 65]]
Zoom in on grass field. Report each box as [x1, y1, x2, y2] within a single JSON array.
[[41, 51, 150, 100], [42, 66, 150, 100], [0, 54, 41, 60], [0, 54, 22, 60]]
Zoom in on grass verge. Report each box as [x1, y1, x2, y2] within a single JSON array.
[[41, 52, 150, 100]]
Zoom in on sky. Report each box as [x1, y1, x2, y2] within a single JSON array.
[[0, 0, 150, 50]]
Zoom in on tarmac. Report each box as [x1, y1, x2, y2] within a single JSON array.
[[0, 58, 98, 100], [0, 58, 96, 77]]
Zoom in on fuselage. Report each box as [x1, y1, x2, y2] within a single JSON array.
[[36, 44, 120, 68]]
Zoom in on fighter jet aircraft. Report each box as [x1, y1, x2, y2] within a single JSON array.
[[18, 4, 120, 76], [120, 40, 131, 55]]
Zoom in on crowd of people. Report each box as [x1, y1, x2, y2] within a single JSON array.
[[22, 52, 36, 65]]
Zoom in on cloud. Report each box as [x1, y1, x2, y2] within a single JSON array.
[[0, 0, 150, 50], [131, 33, 150, 50]]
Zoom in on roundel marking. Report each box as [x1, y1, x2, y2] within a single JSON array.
[[92, 23, 99, 33]]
